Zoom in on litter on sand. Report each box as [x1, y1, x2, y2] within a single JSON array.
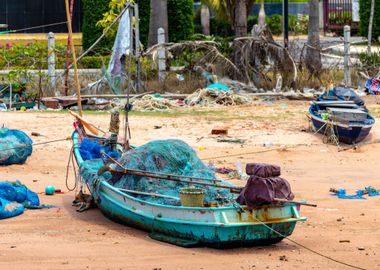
[[330, 187, 380, 199]]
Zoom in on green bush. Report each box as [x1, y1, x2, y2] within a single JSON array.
[[168, 0, 194, 42], [82, 0, 114, 53], [289, 14, 308, 34], [210, 17, 234, 37], [266, 14, 282, 35], [359, 0, 380, 40], [79, 55, 111, 68], [0, 43, 112, 69], [359, 51, 380, 65], [137, 0, 150, 47]]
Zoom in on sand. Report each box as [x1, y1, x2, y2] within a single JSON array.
[[1, 99, 379, 270]]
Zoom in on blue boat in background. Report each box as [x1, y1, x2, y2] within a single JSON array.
[[309, 87, 375, 144]]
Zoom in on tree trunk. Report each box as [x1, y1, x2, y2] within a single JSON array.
[[148, 0, 168, 47], [234, 0, 248, 37], [200, 4, 210, 36], [368, 0, 375, 55], [305, 0, 322, 77]]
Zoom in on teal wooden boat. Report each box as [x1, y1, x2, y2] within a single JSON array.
[[72, 130, 306, 248]]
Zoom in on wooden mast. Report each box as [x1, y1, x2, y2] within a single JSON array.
[[65, 0, 83, 116]]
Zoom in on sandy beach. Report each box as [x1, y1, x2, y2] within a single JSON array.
[[1, 99, 379, 270]]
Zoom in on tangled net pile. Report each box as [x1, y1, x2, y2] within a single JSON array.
[[81, 139, 232, 205], [185, 88, 251, 107], [0, 128, 33, 165], [132, 95, 179, 112], [0, 180, 40, 219]]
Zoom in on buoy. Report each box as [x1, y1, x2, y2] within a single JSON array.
[[45, 185, 55, 195]]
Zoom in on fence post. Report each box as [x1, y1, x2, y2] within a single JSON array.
[[47, 32, 56, 91], [343, 25, 351, 86], [157, 27, 166, 82]]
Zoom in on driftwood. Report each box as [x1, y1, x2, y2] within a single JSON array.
[[234, 26, 297, 89], [145, 40, 239, 74]]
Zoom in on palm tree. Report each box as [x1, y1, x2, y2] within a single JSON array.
[[203, 0, 255, 37], [305, 0, 322, 77], [148, 0, 169, 47]]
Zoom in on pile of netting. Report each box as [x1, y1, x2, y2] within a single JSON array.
[[185, 88, 251, 107], [80, 139, 233, 205], [0, 180, 40, 219], [132, 95, 180, 112], [0, 128, 32, 165]]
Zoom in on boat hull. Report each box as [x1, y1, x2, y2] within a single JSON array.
[[72, 131, 306, 247], [96, 180, 301, 247], [310, 113, 373, 144]]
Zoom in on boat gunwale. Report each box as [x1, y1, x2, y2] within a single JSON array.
[[72, 131, 304, 216], [308, 106, 375, 129]]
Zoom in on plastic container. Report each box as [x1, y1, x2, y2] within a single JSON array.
[[179, 187, 205, 207]]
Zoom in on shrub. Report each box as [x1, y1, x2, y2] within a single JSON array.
[[289, 14, 308, 35], [210, 17, 234, 37], [137, 0, 150, 47], [359, 0, 380, 40], [266, 14, 282, 35], [82, 0, 114, 53], [79, 55, 111, 68], [168, 0, 195, 42]]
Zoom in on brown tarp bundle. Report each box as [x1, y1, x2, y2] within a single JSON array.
[[237, 163, 294, 207]]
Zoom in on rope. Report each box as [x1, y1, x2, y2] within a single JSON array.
[[249, 214, 366, 270], [0, 138, 70, 153], [65, 145, 78, 191], [0, 21, 68, 34], [221, 194, 366, 270], [322, 120, 341, 148], [203, 116, 342, 160]]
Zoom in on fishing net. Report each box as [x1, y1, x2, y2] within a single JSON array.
[[132, 95, 180, 112], [185, 88, 251, 107], [0, 180, 40, 219], [79, 138, 121, 161], [80, 139, 233, 205], [0, 128, 33, 165]]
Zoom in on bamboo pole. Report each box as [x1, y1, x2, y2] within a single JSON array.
[[118, 188, 180, 200], [65, 0, 82, 116]]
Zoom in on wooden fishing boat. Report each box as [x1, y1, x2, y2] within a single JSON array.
[[309, 104, 375, 144], [309, 88, 375, 144], [71, 122, 307, 248]]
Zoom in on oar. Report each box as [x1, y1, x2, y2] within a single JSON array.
[[69, 110, 105, 135], [273, 198, 317, 207]]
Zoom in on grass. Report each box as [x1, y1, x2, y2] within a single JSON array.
[[0, 33, 82, 46], [34, 103, 306, 122], [263, 0, 308, 3]]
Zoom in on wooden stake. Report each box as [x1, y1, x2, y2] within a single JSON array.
[[65, 0, 82, 116]]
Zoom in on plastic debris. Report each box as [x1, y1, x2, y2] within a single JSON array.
[[365, 78, 380, 95], [330, 186, 379, 199]]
